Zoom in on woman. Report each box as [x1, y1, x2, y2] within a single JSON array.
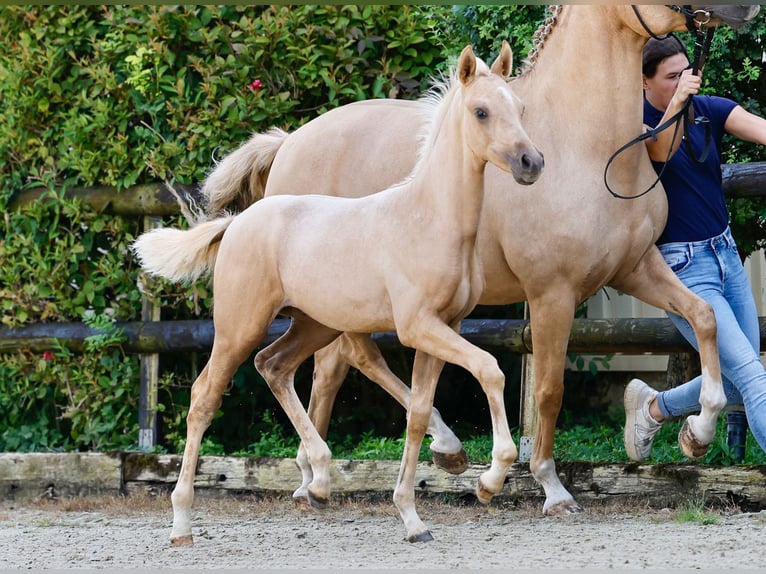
[[624, 35, 766, 461]]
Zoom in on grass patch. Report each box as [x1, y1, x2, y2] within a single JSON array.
[[195, 405, 765, 465], [675, 495, 720, 525]]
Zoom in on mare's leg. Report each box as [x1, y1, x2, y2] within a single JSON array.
[[255, 312, 341, 507], [394, 318, 516, 541], [338, 333, 467, 472], [613, 246, 724, 457], [171, 326, 267, 545], [295, 332, 467, 504], [526, 293, 583, 516]]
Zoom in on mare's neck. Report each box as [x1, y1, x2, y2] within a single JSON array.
[[522, 6, 647, 155]]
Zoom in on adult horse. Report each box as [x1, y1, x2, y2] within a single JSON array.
[[133, 43, 544, 544], [201, 4, 760, 520]]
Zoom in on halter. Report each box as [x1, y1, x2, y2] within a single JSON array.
[[605, 5, 715, 200], [633, 5, 712, 37]]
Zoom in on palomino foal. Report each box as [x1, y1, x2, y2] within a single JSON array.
[[132, 42, 543, 544]]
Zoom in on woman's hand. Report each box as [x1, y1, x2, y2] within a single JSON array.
[[670, 68, 701, 107]]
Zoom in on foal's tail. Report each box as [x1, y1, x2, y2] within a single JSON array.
[[202, 127, 288, 217], [131, 216, 235, 283]]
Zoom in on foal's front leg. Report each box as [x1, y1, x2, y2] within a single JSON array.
[[393, 349, 444, 542], [394, 317, 516, 542], [613, 246, 725, 457]]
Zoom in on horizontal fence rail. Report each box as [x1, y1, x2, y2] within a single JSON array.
[[8, 162, 766, 216], [6, 316, 766, 355], [5, 161, 766, 453]]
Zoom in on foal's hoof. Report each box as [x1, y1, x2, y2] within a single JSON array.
[[431, 448, 469, 475], [407, 530, 434, 543], [170, 534, 194, 547], [475, 478, 495, 505], [307, 490, 329, 509], [678, 420, 709, 459]]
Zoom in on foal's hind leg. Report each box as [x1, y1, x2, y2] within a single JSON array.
[[293, 340, 351, 505], [255, 313, 341, 507], [613, 246, 724, 457], [171, 334, 263, 546]]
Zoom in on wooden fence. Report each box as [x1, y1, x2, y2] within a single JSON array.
[[5, 162, 766, 458], [5, 451, 766, 509]]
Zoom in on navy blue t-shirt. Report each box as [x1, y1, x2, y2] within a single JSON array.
[[643, 95, 737, 245]]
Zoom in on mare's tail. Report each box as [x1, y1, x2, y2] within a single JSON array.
[[131, 216, 235, 283], [202, 127, 288, 217]]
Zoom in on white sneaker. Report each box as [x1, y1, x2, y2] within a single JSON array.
[[624, 378, 662, 462]]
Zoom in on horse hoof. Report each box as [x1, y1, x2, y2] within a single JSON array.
[[678, 421, 709, 459], [170, 534, 194, 547], [543, 500, 583, 517], [407, 530, 434, 543], [431, 448, 468, 475], [307, 491, 329, 509], [475, 478, 495, 505], [292, 494, 312, 509]]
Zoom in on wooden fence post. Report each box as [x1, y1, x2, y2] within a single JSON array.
[[138, 216, 162, 450], [518, 303, 536, 462]]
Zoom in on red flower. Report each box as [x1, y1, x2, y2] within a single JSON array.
[[247, 79, 263, 93], [42, 351, 54, 361]]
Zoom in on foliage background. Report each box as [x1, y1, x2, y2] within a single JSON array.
[[1, 5, 764, 459]]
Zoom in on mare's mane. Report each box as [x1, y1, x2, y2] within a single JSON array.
[[518, 5, 561, 76]]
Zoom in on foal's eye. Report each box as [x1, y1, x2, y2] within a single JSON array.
[[475, 108, 488, 120]]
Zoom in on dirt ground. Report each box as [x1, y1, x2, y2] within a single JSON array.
[[2, 493, 766, 571]]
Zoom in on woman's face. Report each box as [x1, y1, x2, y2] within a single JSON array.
[[643, 53, 691, 111]]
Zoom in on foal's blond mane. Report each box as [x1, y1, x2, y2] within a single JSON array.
[[403, 57, 494, 184]]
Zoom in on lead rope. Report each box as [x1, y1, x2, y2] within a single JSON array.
[[683, 26, 715, 163], [605, 20, 715, 199]]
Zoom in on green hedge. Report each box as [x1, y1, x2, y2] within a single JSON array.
[[1, 5, 764, 455], [0, 4, 463, 452]]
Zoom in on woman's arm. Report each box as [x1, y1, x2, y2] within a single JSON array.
[[645, 69, 701, 162], [725, 105, 766, 146]]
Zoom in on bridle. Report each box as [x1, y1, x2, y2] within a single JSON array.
[[634, 5, 712, 37], [604, 5, 716, 200]]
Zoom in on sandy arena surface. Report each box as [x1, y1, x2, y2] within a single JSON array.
[[3, 493, 766, 571]]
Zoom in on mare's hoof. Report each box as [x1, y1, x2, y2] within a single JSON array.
[[431, 448, 468, 475], [292, 494, 312, 509], [170, 534, 194, 547], [543, 500, 583, 517], [678, 421, 709, 459], [475, 478, 495, 505], [407, 530, 434, 543], [307, 490, 329, 509]]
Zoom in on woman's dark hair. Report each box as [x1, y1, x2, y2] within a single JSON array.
[[642, 34, 689, 78]]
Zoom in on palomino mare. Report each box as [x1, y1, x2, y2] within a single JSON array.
[[133, 43, 544, 544], [201, 4, 760, 521]]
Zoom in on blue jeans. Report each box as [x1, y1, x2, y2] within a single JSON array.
[[656, 226, 766, 452]]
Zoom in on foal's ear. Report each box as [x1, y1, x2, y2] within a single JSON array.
[[490, 40, 513, 80], [458, 44, 477, 85]]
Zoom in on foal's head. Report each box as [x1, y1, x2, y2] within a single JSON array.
[[457, 41, 544, 186]]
